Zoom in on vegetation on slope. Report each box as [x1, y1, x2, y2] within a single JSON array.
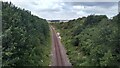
[[2, 2, 50, 67], [51, 14, 120, 66]]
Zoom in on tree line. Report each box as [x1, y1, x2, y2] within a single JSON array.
[[2, 2, 50, 67], [51, 13, 120, 67]]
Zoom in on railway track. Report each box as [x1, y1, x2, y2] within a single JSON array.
[[50, 26, 71, 66], [53, 27, 64, 66]]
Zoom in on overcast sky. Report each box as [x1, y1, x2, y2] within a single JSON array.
[[3, 0, 119, 20]]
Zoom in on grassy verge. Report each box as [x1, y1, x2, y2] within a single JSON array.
[[41, 26, 52, 66]]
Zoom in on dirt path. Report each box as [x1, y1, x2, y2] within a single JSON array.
[[50, 26, 71, 66]]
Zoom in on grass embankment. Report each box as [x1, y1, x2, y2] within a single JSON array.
[[2, 2, 51, 67], [51, 14, 120, 67]]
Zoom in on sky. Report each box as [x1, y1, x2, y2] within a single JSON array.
[[3, 0, 120, 20]]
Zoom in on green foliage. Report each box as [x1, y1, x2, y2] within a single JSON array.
[[52, 14, 120, 67], [2, 2, 50, 67], [72, 38, 79, 46], [84, 15, 108, 26]]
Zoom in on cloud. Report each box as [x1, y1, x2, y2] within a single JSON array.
[[3, 0, 119, 20], [30, 1, 38, 6], [60, 0, 120, 2], [67, 2, 117, 8]]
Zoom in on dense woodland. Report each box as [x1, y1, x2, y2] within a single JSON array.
[[51, 13, 120, 66], [2, 2, 50, 67]]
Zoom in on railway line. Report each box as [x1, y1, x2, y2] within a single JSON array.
[[50, 26, 71, 66]]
